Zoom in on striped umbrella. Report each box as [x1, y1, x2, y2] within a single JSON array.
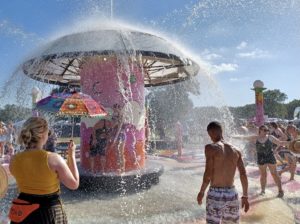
[[35, 91, 107, 137]]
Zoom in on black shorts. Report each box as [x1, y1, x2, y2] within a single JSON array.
[[257, 153, 276, 165], [90, 141, 107, 157]]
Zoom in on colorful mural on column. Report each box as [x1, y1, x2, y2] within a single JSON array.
[[252, 80, 266, 127], [80, 56, 145, 173]]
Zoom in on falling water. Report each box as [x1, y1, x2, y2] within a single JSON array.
[[1, 0, 300, 223]]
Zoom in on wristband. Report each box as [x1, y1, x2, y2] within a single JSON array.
[[241, 196, 248, 199]]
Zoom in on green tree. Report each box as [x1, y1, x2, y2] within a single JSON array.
[[285, 99, 300, 119], [263, 89, 288, 118], [0, 104, 31, 123], [146, 82, 195, 139], [229, 104, 256, 120]]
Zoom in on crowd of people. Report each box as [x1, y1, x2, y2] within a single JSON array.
[[0, 121, 16, 158], [237, 121, 300, 181], [0, 121, 58, 160], [2, 116, 299, 223], [198, 120, 300, 223]]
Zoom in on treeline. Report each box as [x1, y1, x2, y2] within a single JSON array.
[[229, 89, 300, 120], [146, 87, 300, 140], [0, 87, 299, 132], [0, 104, 31, 123]]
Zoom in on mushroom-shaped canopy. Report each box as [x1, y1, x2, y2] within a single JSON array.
[[23, 29, 200, 87]]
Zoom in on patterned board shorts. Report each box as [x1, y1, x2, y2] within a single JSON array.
[[206, 186, 240, 224]]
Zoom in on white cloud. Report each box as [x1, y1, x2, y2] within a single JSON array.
[[201, 49, 222, 61], [229, 77, 239, 82], [229, 77, 250, 82], [210, 63, 238, 74], [204, 53, 222, 61], [237, 41, 248, 50], [0, 19, 41, 42], [236, 49, 272, 59]]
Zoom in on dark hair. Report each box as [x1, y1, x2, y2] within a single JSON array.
[[207, 121, 223, 132], [270, 122, 278, 129], [258, 125, 269, 132]]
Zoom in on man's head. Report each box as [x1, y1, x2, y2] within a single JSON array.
[[207, 121, 223, 142]]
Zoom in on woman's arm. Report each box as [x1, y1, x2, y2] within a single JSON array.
[[268, 135, 290, 147], [48, 141, 79, 190], [232, 135, 257, 142], [276, 129, 287, 141]]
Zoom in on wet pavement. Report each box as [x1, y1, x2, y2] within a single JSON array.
[[1, 146, 300, 223]]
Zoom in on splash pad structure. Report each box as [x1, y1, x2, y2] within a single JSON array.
[[22, 28, 200, 191]]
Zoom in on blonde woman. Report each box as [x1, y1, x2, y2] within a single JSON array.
[[9, 117, 79, 224]]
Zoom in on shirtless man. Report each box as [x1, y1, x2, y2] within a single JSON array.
[[197, 121, 249, 224]]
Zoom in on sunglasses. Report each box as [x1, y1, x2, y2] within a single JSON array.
[[261, 129, 269, 132]]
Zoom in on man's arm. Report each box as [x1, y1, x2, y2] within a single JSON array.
[[237, 150, 248, 197], [237, 150, 249, 212], [197, 145, 214, 205]]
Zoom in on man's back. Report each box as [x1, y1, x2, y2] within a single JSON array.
[[207, 141, 240, 187], [197, 121, 249, 224]]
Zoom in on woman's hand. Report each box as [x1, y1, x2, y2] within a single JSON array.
[[68, 140, 76, 156]]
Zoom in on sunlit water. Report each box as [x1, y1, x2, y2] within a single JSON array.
[[1, 0, 300, 223]]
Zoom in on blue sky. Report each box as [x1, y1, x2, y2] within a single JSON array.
[[0, 0, 299, 107]]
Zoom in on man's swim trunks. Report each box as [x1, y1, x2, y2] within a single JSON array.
[[206, 186, 239, 224]]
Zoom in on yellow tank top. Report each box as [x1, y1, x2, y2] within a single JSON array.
[[10, 149, 60, 195]]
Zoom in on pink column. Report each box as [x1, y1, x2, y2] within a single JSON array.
[[79, 56, 145, 174], [253, 87, 266, 127]]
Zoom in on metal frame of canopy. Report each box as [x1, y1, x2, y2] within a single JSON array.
[[21, 29, 200, 87], [23, 50, 199, 87]]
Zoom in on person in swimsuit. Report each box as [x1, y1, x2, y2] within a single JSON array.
[[256, 125, 292, 197], [279, 124, 299, 180], [111, 104, 126, 174], [197, 121, 249, 224], [234, 124, 291, 197], [5, 122, 15, 156], [269, 122, 289, 165], [90, 120, 109, 174]]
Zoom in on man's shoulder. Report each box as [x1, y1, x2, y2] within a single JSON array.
[[224, 142, 239, 149], [223, 142, 242, 156], [205, 143, 218, 150], [205, 143, 222, 155]]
